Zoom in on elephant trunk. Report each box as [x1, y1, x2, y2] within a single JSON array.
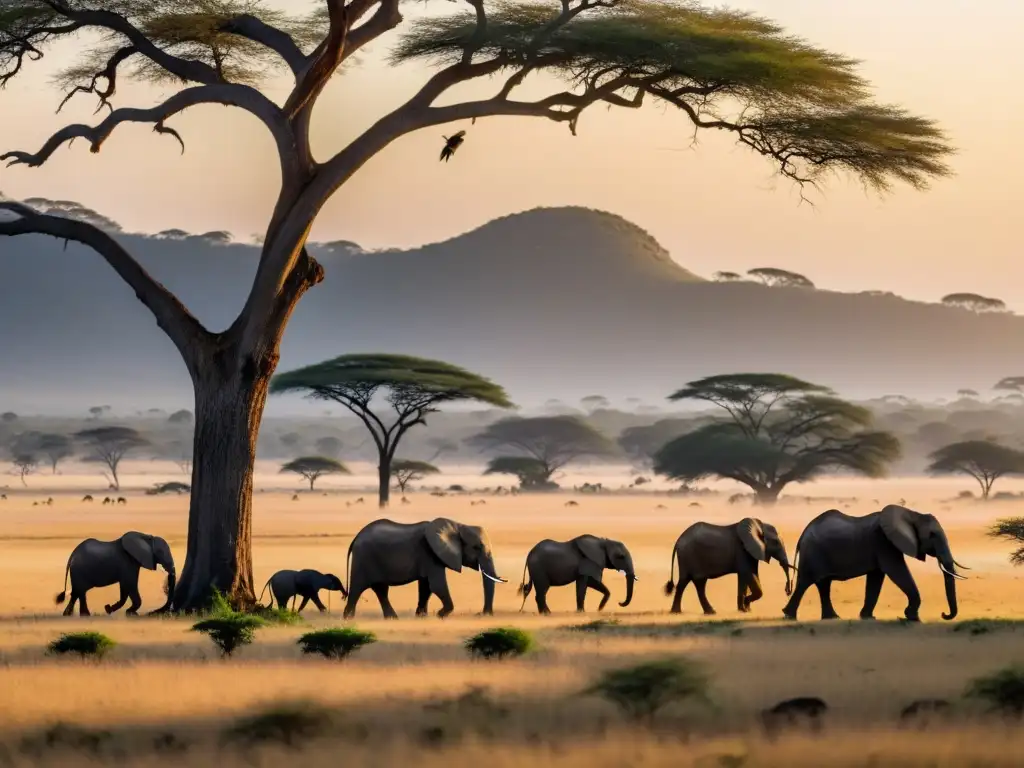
[[619, 570, 635, 608], [781, 560, 793, 597], [941, 569, 958, 621], [480, 553, 503, 615], [149, 570, 175, 615]]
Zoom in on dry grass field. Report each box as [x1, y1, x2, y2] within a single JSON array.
[[2, 467, 1024, 766]]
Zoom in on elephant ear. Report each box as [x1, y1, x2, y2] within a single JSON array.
[[880, 505, 923, 561], [574, 536, 606, 579], [121, 531, 157, 570], [426, 518, 463, 573], [738, 518, 768, 562]]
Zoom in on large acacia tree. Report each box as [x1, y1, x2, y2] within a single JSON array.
[[0, 1, 952, 609], [270, 354, 511, 506], [926, 440, 1024, 500], [653, 373, 901, 503]]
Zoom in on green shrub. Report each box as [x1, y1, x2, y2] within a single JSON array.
[[585, 657, 709, 722], [192, 613, 266, 658], [253, 605, 305, 626], [568, 618, 620, 633], [464, 627, 534, 660], [224, 702, 335, 747], [966, 666, 1024, 716], [297, 628, 376, 660], [47, 632, 116, 659]]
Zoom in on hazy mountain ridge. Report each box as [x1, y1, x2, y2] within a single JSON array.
[[0, 203, 1021, 412]]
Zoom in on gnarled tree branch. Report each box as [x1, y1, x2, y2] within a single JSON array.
[[220, 14, 306, 75]]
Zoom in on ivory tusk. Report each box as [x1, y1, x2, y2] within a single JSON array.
[[482, 571, 507, 584], [617, 569, 639, 581], [953, 560, 972, 570], [939, 562, 967, 581]]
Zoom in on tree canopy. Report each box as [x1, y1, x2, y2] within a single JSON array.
[[747, 267, 814, 288], [271, 354, 511, 505], [10, 431, 73, 473], [617, 417, 708, 469], [941, 293, 1007, 313], [655, 373, 900, 502], [280, 455, 349, 490], [391, 458, 440, 493], [75, 426, 148, 490], [483, 456, 555, 490], [467, 415, 616, 488], [926, 440, 1024, 500]]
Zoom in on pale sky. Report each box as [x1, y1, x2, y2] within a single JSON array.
[[2, 1, 1022, 307]]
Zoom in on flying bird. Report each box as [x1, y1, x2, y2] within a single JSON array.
[[440, 130, 466, 162]]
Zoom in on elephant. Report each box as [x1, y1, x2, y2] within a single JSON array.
[[343, 518, 506, 619], [258, 569, 348, 613], [664, 518, 794, 615], [55, 531, 175, 616], [517, 535, 637, 614], [781, 505, 968, 622]]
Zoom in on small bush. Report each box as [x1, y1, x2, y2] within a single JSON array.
[[253, 605, 305, 626], [192, 614, 266, 658], [464, 627, 534, 660], [224, 702, 335, 747], [585, 657, 709, 722], [298, 628, 376, 660], [966, 666, 1024, 716], [47, 632, 116, 659], [568, 618, 621, 633]]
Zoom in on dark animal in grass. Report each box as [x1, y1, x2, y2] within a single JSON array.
[[258, 569, 348, 613], [760, 697, 828, 737], [116, 497, 127, 504], [440, 130, 466, 162], [899, 698, 951, 727], [82, 495, 93, 502]]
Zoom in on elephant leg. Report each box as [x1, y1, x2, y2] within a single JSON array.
[[63, 593, 78, 617], [427, 570, 455, 618], [534, 584, 552, 615], [310, 594, 327, 612], [371, 585, 400, 619], [670, 577, 690, 614], [126, 590, 142, 616], [415, 578, 431, 617], [105, 588, 128, 615], [880, 555, 921, 621], [860, 570, 885, 619], [782, 571, 814, 620], [296, 596, 310, 613], [744, 574, 764, 611], [817, 579, 840, 619], [275, 591, 289, 610], [343, 584, 367, 619], [587, 576, 611, 611], [694, 579, 716, 616], [574, 576, 589, 612], [78, 592, 91, 617]]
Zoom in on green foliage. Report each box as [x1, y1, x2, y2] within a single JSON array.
[[464, 627, 534, 660], [252, 605, 305, 626], [987, 518, 1024, 567], [966, 666, 1024, 716], [468, 415, 617, 478], [47, 632, 116, 659], [193, 593, 267, 657], [224, 702, 335, 747], [297, 627, 377, 660], [585, 657, 709, 721], [280, 455, 349, 490], [391, 458, 440, 492], [483, 455, 557, 490], [655, 373, 900, 501], [927, 440, 1024, 499]]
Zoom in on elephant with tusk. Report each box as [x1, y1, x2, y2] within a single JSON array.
[[782, 505, 967, 622], [665, 518, 794, 615], [55, 532, 175, 617], [343, 518, 505, 619], [517, 535, 637, 614]]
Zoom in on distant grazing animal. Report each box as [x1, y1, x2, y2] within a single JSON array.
[[471, 499, 486, 506], [55, 531, 175, 616], [899, 698, 951, 727], [689, 502, 701, 507], [32, 502, 37, 507], [401, 497, 411, 505], [761, 697, 828, 737], [258, 569, 347, 612], [116, 497, 127, 505], [655, 504, 667, 510], [354, 497, 365, 504], [0, 494, 5, 501], [439, 130, 466, 162], [518, 535, 637, 614], [102, 497, 112, 505], [82, 495, 94, 502], [292, 494, 299, 501], [564, 500, 579, 507], [666, 518, 793, 615]]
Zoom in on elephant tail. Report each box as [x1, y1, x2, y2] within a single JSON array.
[[664, 548, 677, 596], [256, 577, 273, 608], [54, 553, 72, 605], [516, 561, 531, 612]]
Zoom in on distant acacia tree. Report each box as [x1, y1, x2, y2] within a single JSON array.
[[995, 377, 1024, 394], [36, 434, 73, 473], [314, 436, 344, 459], [617, 418, 707, 470], [941, 293, 1007, 313], [713, 271, 742, 282], [467, 415, 616, 488], [391, 459, 440, 493], [281, 456, 349, 491], [271, 355, 511, 507], [424, 437, 459, 463], [957, 389, 980, 399], [580, 395, 610, 412], [168, 409, 194, 425], [88, 405, 111, 420], [747, 268, 815, 288], [926, 440, 1024, 500], [279, 432, 303, 450], [75, 426, 148, 490], [1, 412, 17, 423], [0, 0, 953, 610], [653, 373, 900, 504], [483, 456, 555, 491], [989, 518, 1024, 566], [11, 453, 37, 486]]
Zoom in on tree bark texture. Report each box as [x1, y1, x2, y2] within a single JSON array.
[[378, 463, 391, 508]]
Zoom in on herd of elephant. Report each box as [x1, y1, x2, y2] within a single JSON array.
[[54, 504, 968, 622]]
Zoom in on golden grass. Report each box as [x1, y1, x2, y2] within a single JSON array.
[[2, 474, 1024, 764]]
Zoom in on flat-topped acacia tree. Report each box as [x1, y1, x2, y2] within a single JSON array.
[[270, 354, 512, 507], [0, 1, 953, 609]]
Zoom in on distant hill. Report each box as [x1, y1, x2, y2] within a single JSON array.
[[0, 204, 1021, 413]]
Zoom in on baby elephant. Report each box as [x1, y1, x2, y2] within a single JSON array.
[[518, 535, 637, 614], [760, 697, 828, 739], [258, 569, 348, 613]]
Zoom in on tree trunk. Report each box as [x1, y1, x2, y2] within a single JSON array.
[[754, 486, 780, 505], [172, 367, 271, 612], [378, 462, 391, 508]]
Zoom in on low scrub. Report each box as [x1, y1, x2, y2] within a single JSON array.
[[252, 605, 305, 626], [966, 666, 1024, 717], [224, 702, 335, 747], [46, 632, 116, 659], [297, 628, 376, 660], [464, 627, 534, 660], [193, 593, 267, 657], [584, 657, 709, 723]]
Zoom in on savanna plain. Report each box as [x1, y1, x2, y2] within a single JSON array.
[[3, 469, 1024, 766]]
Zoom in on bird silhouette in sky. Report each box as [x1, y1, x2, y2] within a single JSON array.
[[440, 130, 466, 162]]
